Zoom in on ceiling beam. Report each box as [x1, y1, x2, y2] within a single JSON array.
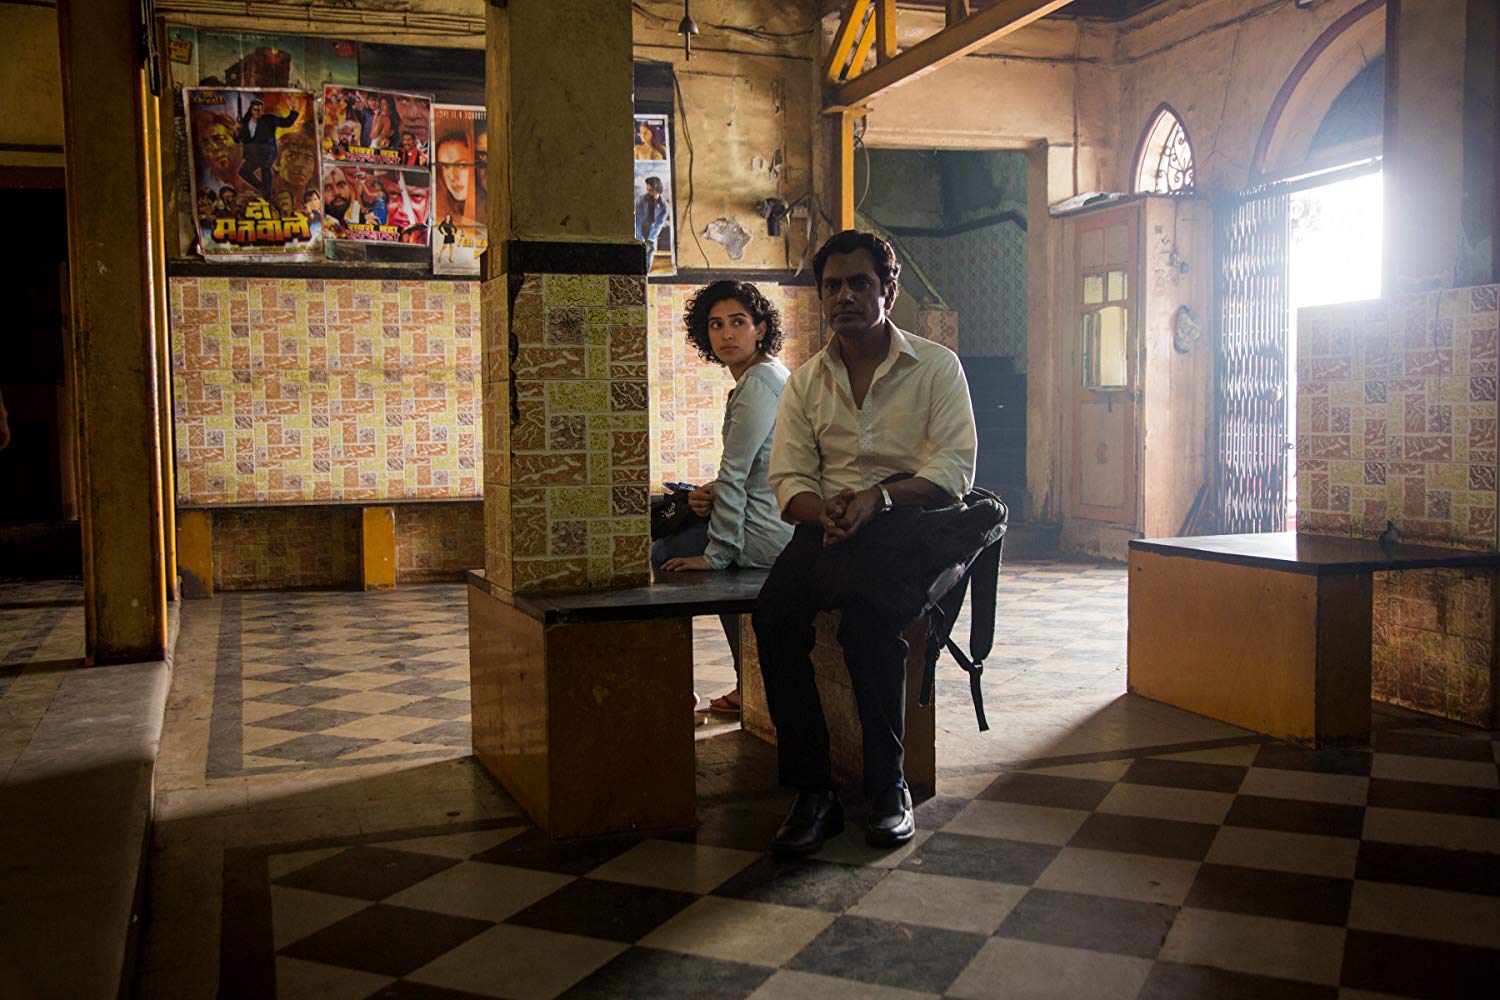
[[832, 0, 1075, 107], [822, 0, 873, 85]]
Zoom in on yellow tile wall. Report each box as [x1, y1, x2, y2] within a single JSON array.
[[170, 277, 481, 504]]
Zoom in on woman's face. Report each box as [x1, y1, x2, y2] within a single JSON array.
[[437, 140, 471, 203], [706, 298, 764, 369]]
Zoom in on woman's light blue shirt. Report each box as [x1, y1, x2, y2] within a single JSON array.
[[703, 358, 795, 569]]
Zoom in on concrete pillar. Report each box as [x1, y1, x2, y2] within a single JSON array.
[[56, 0, 169, 663], [1383, 0, 1469, 293], [480, 0, 650, 596]]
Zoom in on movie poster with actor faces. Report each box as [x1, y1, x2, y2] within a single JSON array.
[[430, 105, 488, 276], [633, 114, 675, 275], [321, 84, 432, 167], [320, 164, 432, 244], [184, 86, 322, 257]]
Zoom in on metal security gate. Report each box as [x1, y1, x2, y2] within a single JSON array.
[[1215, 191, 1291, 534]]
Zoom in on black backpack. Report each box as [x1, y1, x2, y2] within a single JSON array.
[[920, 489, 1008, 731], [649, 482, 707, 541]]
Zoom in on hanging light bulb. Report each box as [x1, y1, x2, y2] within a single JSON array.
[[678, 0, 700, 60]]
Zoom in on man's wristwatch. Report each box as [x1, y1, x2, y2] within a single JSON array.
[[877, 485, 893, 513]]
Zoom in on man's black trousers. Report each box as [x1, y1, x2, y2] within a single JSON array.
[[752, 523, 910, 799]]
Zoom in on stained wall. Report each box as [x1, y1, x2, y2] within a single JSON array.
[[0, 5, 64, 169], [632, 0, 828, 272]]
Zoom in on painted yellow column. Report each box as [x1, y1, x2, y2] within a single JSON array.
[[56, 0, 169, 663], [176, 510, 214, 600], [145, 67, 178, 602], [361, 506, 398, 591]]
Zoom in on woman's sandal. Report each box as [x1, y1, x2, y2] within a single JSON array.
[[707, 691, 741, 715]]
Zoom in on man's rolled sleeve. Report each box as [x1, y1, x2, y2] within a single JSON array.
[[913, 352, 978, 501], [769, 377, 822, 519]]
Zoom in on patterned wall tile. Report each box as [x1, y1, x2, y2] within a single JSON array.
[[646, 283, 822, 488], [394, 503, 484, 583], [213, 507, 362, 591], [917, 309, 959, 352], [484, 273, 655, 592], [1298, 285, 1500, 725], [897, 220, 1027, 363], [171, 278, 482, 505]]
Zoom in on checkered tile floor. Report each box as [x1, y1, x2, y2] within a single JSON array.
[[130, 559, 1500, 999], [209, 588, 475, 777], [220, 720, 1500, 999]]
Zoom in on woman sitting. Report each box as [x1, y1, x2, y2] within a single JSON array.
[[653, 280, 794, 714]]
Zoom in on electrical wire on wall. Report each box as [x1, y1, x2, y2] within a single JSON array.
[[630, 2, 817, 41], [156, 1, 484, 39], [854, 116, 872, 214], [671, 71, 711, 268]]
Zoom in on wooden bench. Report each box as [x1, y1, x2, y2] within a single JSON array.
[[1128, 532, 1499, 747], [466, 568, 936, 839]]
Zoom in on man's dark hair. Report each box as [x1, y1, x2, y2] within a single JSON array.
[[682, 280, 785, 366], [812, 229, 901, 292], [644, 176, 664, 193]]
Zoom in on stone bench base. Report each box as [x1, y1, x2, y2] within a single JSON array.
[[740, 613, 936, 803]]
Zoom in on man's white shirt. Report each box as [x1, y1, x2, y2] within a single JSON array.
[[769, 322, 978, 517]]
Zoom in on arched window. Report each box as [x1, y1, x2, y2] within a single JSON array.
[[1134, 105, 1196, 195]]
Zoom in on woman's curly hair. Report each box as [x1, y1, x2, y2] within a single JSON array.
[[682, 280, 786, 367]]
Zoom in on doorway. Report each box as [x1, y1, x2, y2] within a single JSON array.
[[0, 177, 81, 578], [855, 148, 1030, 512], [1286, 168, 1384, 527]]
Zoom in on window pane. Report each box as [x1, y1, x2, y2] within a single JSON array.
[[1083, 274, 1105, 304], [1082, 305, 1129, 391], [1107, 269, 1128, 302], [1097, 306, 1129, 387]]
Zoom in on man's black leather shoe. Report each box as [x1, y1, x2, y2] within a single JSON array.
[[866, 783, 915, 848], [771, 789, 844, 858]]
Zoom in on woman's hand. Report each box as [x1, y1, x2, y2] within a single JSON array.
[[688, 483, 716, 517], [661, 555, 712, 571]]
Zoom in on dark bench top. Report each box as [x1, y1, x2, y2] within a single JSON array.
[[1130, 532, 1500, 576], [468, 567, 768, 624]]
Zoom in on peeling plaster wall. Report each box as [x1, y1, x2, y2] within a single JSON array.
[[633, 1, 828, 272], [0, 6, 64, 168], [1112, 0, 1380, 194]]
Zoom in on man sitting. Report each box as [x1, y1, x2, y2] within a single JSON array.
[[755, 229, 978, 857]]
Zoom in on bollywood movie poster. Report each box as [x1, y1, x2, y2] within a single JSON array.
[[320, 164, 432, 245], [322, 85, 433, 167], [633, 114, 676, 275], [431, 105, 488, 276], [184, 87, 322, 258]]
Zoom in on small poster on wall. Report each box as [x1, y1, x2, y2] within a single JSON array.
[[184, 86, 322, 258], [320, 165, 433, 244], [431, 105, 488, 276], [633, 113, 676, 275], [321, 84, 433, 166]]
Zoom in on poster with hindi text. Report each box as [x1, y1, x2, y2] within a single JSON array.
[[184, 86, 322, 258], [321, 84, 433, 167], [321, 164, 432, 245]]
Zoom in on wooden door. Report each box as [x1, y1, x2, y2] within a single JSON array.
[[1070, 205, 1139, 525]]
